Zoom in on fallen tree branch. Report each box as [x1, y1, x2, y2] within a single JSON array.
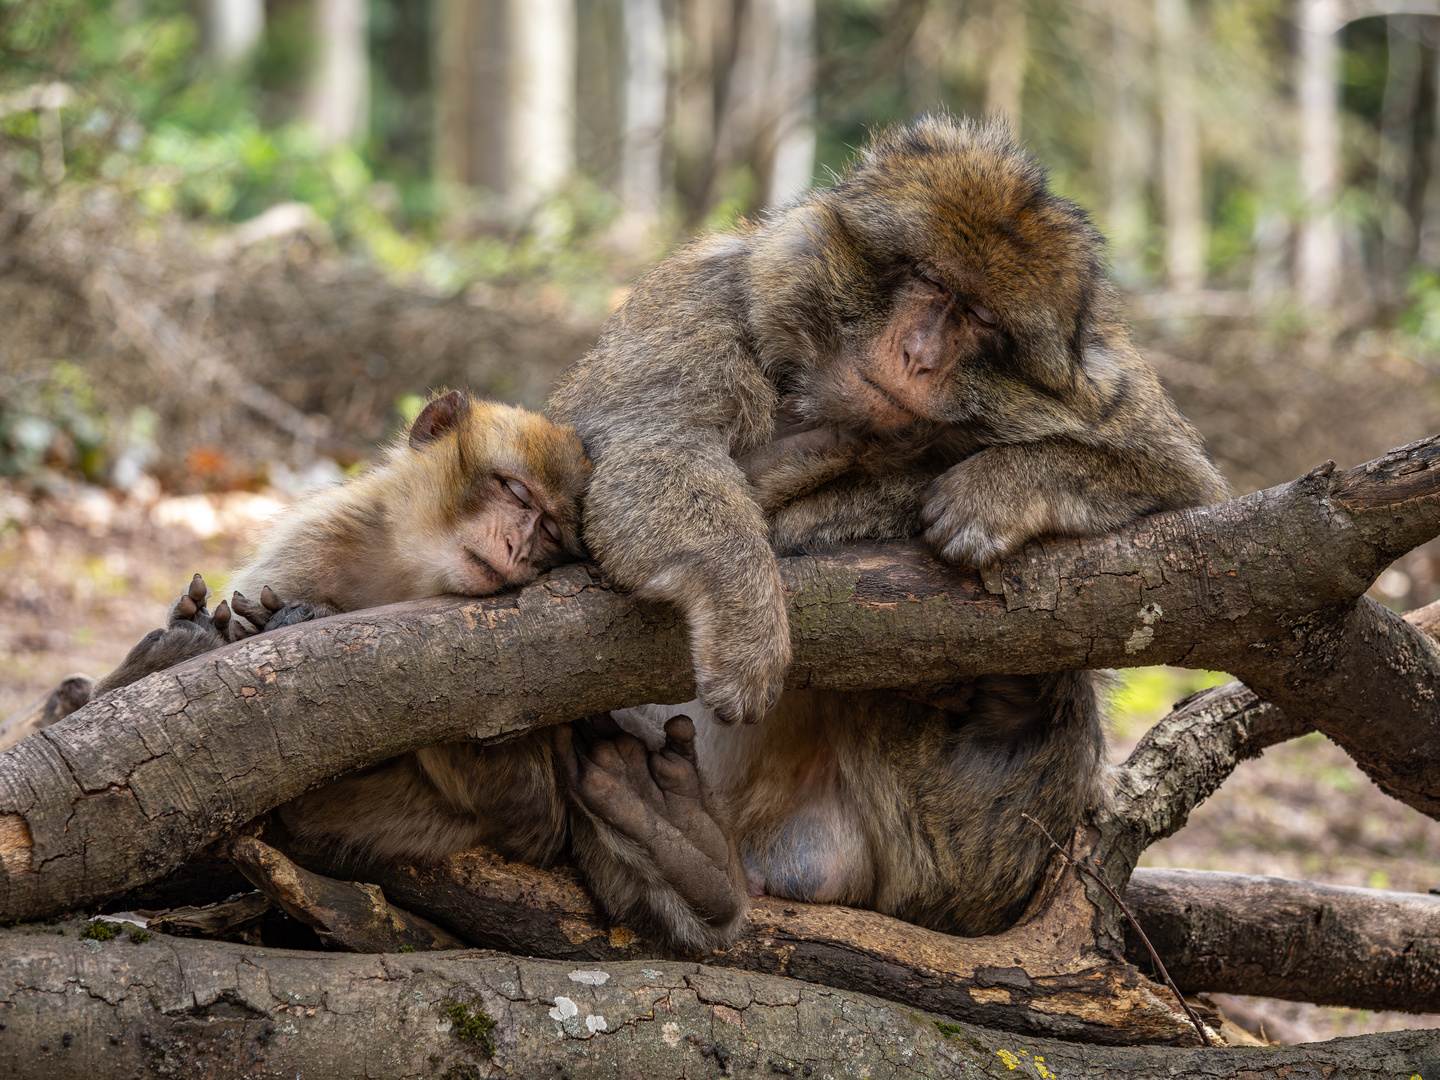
[[3, 437, 1439, 923], [1123, 868, 1440, 1012], [228, 836, 466, 953], [295, 839, 1211, 1045], [0, 922, 1435, 1078]]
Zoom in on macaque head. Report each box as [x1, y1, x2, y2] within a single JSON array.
[[404, 390, 592, 595], [755, 116, 1111, 441]]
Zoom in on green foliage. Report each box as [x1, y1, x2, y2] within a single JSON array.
[[1402, 269, 1440, 354], [1110, 667, 1233, 742], [127, 924, 154, 944], [1, 363, 109, 484], [80, 919, 121, 941]]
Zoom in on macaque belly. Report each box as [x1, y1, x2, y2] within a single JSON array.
[[612, 697, 876, 906], [738, 804, 873, 903]]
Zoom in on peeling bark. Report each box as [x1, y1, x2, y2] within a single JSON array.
[[0, 922, 1435, 1079], [228, 836, 466, 953]]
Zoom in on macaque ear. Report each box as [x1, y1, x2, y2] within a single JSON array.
[[409, 390, 471, 449]]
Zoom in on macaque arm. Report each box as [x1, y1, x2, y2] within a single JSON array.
[[922, 437, 1228, 567], [551, 252, 791, 725], [767, 468, 933, 553]]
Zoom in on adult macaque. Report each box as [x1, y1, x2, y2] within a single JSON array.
[[544, 116, 1231, 936]]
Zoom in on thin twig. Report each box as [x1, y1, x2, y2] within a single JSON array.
[[1020, 813, 1212, 1047]]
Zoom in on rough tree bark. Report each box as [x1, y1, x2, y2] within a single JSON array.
[[2, 437, 1440, 1072]]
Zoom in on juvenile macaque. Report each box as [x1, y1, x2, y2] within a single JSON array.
[[541, 115, 1231, 935], [75, 391, 591, 697], [67, 392, 751, 949]]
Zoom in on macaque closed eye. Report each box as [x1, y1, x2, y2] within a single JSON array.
[[504, 478, 535, 506]]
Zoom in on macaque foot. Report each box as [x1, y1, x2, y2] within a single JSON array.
[[170, 573, 253, 644], [555, 715, 746, 929], [89, 574, 238, 697]]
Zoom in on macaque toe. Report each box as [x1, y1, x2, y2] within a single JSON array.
[[212, 600, 253, 643], [260, 586, 284, 613], [229, 591, 273, 630], [187, 573, 207, 606], [661, 714, 697, 750]]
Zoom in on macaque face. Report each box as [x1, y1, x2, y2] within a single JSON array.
[[835, 267, 1001, 434], [450, 474, 570, 594]]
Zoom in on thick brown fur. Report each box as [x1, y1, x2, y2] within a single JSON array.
[[546, 116, 1230, 936]]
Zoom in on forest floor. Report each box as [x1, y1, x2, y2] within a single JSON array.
[[2, 479, 1439, 1047]]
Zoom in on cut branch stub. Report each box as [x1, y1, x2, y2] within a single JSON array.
[[2, 436, 1439, 920]]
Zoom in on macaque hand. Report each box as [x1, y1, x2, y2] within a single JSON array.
[[171, 572, 252, 644], [921, 449, 1058, 568], [555, 715, 746, 930], [674, 557, 791, 726]]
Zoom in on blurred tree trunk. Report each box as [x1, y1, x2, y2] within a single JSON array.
[[205, 0, 264, 66], [618, 0, 669, 233], [304, 0, 369, 145], [1102, 0, 1153, 287], [1295, 0, 1341, 308], [766, 0, 816, 205], [674, 0, 813, 218], [435, 0, 509, 192], [508, 0, 577, 206], [984, 0, 1027, 128], [434, 0, 575, 207], [1155, 0, 1204, 292], [1380, 15, 1438, 296]]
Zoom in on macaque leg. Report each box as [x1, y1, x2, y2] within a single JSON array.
[[555, 715, 748, 950]]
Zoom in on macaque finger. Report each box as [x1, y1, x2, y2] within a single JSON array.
[[260, 586, 284, 613], [176, 594, 198, 620], [213, 600, 234, 639], [188, 573, 208, 606]]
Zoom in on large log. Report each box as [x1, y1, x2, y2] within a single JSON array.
[[3, 438, 1439, 922], [0, 922, 1436, 1079]]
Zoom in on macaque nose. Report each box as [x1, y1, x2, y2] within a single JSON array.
[[903, 330, 940, 373], [510, 509, 541, 557]]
